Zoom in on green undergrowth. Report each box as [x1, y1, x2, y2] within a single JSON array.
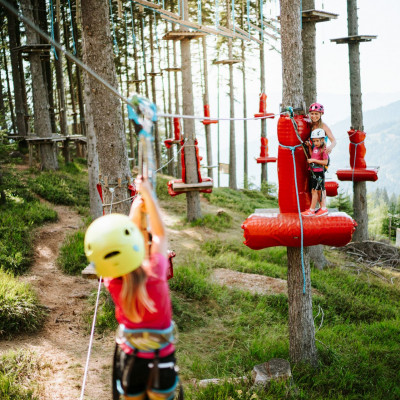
[[166, 247, 400, 399], [57, 229, 88, 275], [28, 160, 89, 209], [0, 350, 43, 399], [0, 170, 57, 275], [0, 270, 47, 337]]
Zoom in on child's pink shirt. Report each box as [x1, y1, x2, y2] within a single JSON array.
[[104, 253, 174, 358], [311, 147, 328, 172]]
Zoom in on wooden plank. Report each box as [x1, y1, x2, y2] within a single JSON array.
[[172, 181, 213, 191], [133, 0, 161, 10], [213, 59, 243, 65], [163, 30, 206, 40], [331, 35, 377, 44], [302, 9, 338, 23], [157, 8, 181, 20], [81, 263, 98, 280], [249, 22, 279, 41]]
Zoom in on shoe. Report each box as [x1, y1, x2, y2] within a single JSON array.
[[315, 208, 328, 217], [301, 209, 315, 217]]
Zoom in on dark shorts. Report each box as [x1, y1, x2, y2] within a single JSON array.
[[113, 345, 178, 398], [310, 171, 325, 191]]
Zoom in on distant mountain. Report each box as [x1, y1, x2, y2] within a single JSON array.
[[329, 100, 400, 196]]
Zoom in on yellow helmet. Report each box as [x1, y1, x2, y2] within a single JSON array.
[[84, 214, 145, 278]]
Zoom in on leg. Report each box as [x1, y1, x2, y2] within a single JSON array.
[[310, 189, 318, 210]]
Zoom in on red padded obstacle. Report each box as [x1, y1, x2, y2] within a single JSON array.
[[242, 212, 357, 249], [242, 113, 356, 250], [336, 168, 378, 182], [164, 117, 182, 148], [254, 93, 275, 119], [256, 137, 277, 163], [325, 181, 339, 197], [168, 138, 213, 196], [278, 114, 311, 213], [336, 129, 379, 182], [202, 104, 218, 125]]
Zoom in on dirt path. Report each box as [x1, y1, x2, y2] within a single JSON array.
[[0, 204, 113, 400]]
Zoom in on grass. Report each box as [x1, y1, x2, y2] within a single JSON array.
[[0, 170, 58, 275], [0, 350, 43, 400], [57, 229, 88, 275], [0, 269, 47, 337]]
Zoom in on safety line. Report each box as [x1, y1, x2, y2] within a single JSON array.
[[49, 0, 58, 60], [155, 139, 186, 172], [67, 0, 77, 55], [79, 276, 103, 400]]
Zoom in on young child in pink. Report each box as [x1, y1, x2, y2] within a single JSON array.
[[84, 178, 181, 400], [302, 128, 329, 217]]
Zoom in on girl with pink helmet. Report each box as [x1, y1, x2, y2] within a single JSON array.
[[308, 102, 336, 154]]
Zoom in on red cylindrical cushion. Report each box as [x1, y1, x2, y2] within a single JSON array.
[[349, 142, 366, 168], [336, 169, 378, 182], [242, 212, 357, 249], [325, 181, 339, 197]]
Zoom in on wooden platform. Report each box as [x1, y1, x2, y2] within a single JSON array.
[[172, 180, 213, 192], [331, 35, 377, 44], [163, 67, 181, 72], [25, 135, 87, 143], [13, 44, 51, 53], [213, 59, 243, 65], [81, 263, 98, 280], [146, 72, 163, 76], [302, 9, 338, 23], [163, 30, 206, 41]]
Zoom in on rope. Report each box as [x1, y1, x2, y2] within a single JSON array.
[[67, 0, 77, 55], [156, 140, 186, 172], [198, 0, 202, 25], [109, 0, 120, 54], [215, 0, 219, 28], [232, 0, 235, 32], [79, 276, 103, 400], [279, 143, 306, 294], [49, 0, 58, 60], [247, 0, 251, 38]]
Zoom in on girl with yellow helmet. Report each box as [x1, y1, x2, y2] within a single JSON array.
[[85, 178, 181, 400]]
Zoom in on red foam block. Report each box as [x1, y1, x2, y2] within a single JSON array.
[[325, 181, 339, 197], [336, 168, 378, 182]]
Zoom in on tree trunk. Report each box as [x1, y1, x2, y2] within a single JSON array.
[[202, 36, 213, 180], [241, 41, 248, 189], [301, 0, 316, 109], [6, 1, 27, 136], [38, 0, 56, 134], [302, 0, 328, 268], [173, 38, 181, 179], [139, 10, 149, 98], [166, 20, 174, 176], [347, 0, 368, 241], [1, 32, 16, 135], [149, 12, 161, 170], [53, 1, 69, 162], [180, 0, 201, 221], [259, 3, 267, 185], [226, 0, 237, 190], [20, 0, 58, 170], [0, 66, 6, 131], [280, 0, 317, 367], [81, 0, 131, 215]]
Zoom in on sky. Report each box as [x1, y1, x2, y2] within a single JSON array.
[[195, 0, 400, 190]]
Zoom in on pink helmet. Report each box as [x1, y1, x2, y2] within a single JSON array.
[[309, 103, 324, 114]]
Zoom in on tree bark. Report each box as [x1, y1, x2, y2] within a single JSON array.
[[202, 36, 213, 180], [165, 20, 174, 176], [149, 12, 161, 170], [20, 0, 58, 170], [259, 2, 267, 185], [226, 0, 237, 190], [81, 0, 131, 215], [281, 0, 317, 367], [347, 0, 368, 241], [180, 0, 202, 221], [241, 41, 248, 189], [173, 38, 181, 178], [6, 1, 27, 136]]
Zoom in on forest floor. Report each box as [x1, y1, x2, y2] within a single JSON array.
[[0, 190, 288, 399]]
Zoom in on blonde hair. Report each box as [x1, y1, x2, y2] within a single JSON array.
[[119, 267, 156, 323]]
